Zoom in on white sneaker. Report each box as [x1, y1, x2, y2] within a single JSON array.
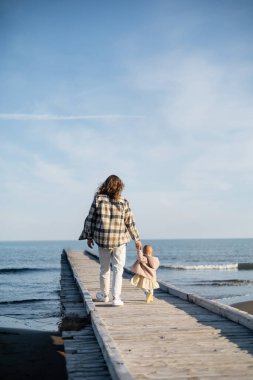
[[96, 292, 109, 303], [112, 298, 124, 306]]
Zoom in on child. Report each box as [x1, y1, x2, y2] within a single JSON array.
[[130, 245, 160, 303]]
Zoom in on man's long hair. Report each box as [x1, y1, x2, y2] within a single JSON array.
[[96, 175, 124, 200]]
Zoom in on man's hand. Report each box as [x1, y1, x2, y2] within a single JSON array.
[[87, 238, 94, 249], [135, 240, 142, 250]]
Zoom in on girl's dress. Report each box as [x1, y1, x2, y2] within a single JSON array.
[[130, 273, 159, 291], [130, 254, 160, 292]]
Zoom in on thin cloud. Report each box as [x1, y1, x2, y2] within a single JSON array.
[[128, 52, 253, 132], [0, 113, 145, 121]]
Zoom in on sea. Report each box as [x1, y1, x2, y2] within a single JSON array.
[[1, 239, 253, 331]]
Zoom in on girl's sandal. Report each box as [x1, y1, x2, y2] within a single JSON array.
[[146, 292, 153, 304]]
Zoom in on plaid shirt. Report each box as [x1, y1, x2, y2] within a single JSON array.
[[79, 194, 140, 249]]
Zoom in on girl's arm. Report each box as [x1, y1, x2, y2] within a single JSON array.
[[137, 249, 147, 263]]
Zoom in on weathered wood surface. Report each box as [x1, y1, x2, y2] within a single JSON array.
[[64, 250, 134, 380], [63, 327, 112, 380], [61, 253, 112, 380], [157, 280, 253, 331], [65, 249, 253, 379]]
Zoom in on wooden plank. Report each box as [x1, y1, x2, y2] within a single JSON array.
[[60, 251, 112, 380], [64, 249, 253, 379], [91, 311, 134, 380], [64, 249, 95, 315], [65, 250, 134, 380], [84, 248, 253, 331]]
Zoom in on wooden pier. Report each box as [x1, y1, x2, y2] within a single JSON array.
[[61, 249, 253, 379], [60, 252, 112, 380]]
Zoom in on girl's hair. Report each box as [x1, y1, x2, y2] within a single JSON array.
[[143, 245, 153, 255], [96, 175, 124, 200]]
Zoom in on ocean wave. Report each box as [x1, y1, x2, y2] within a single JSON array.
[[0, 298, 59, 305], [29, 311, 61, 319], [0, 267, 59, 274], [194, 279, 253, 286], [159, 263, 238, 270], [160, 262, 253, 270]]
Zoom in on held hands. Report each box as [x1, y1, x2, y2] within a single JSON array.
[[135, 240, 143, 262], [135, 240, 142, 251], [87, 238, 94, 249], [137, 248, 147, 263]]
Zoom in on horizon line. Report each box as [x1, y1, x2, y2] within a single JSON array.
[[0, 237, 252, 242]]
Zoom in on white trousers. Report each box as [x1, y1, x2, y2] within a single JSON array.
[[98, 244, 126, 299]]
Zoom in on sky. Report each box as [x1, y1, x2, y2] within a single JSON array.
[[1, 0, 253, 240]]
